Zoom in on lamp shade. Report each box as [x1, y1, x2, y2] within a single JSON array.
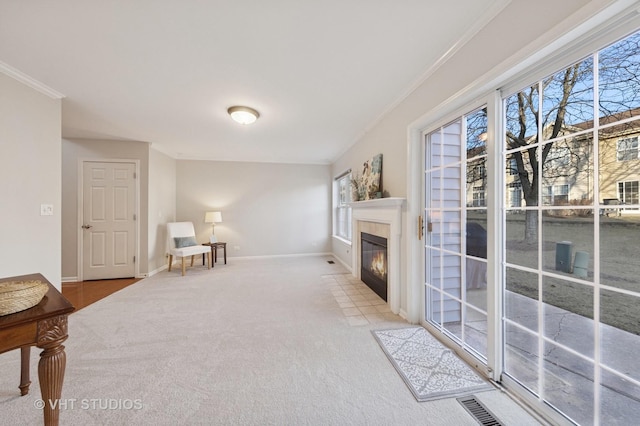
[[205, 211, 222, 223]]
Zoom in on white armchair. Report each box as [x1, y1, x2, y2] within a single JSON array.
[[166, 222, 212, 276]]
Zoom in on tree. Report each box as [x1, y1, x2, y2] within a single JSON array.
[[506, 30, 640, 243], [505, 62, 592, 242]]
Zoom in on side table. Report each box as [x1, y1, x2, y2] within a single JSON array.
[[201, 242, 227, 265], [0, 273, 75, 426]]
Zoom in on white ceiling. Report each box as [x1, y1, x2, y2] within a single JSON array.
[[0, 1, 507, 164]]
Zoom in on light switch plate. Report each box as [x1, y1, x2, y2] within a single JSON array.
[[40, 204, 54, 216]]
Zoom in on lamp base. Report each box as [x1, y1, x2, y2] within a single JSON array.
[[209, 235, 217, 243]]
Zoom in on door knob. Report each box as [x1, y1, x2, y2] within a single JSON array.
[[81, 224, 92, 229]]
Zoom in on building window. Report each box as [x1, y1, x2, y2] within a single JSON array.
[[508, 182, 522, 207], [617, 137, 638, 161], [334, 171, 352, 241], [542, 184, 569, 205], [618, 180, 639, 206], [472, 186, 486, 207]]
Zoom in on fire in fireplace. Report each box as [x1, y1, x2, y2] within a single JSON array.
[[361, 232, 388, 301]]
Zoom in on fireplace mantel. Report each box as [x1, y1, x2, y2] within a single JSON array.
[[349, 197, 406, 208], [350, 197, 405, 316]]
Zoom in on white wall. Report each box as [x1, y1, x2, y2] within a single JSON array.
[[148, 148, 176, 274], [0, 73, 62, 289], [177, 160, 331, 257], [61, 139, 150, 279]]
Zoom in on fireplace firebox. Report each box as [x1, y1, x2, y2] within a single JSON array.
[[361, 232, 388, 301]]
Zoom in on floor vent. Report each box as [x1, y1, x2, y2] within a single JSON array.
[[457, 396, 503, 426], [327, 260, 335, 264]]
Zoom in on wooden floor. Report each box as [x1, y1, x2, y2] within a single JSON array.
[[62, 278, 140, 311]]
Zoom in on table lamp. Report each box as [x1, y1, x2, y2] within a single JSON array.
[[204, 211, 222, 243]]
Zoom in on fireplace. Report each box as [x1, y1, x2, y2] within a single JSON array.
[[350, 197, 404, 317], [361, 232, 388, 301]]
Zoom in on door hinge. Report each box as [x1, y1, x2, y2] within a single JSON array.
[[134, 172, 137, 179], [133, 256, 136, 263], [133, 214, 136, 221]]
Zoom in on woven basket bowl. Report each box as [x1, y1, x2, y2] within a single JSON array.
[[0, 280, 49, 316]]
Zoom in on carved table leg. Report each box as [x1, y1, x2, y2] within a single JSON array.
[[37, 315, 69, 426], [19, 346, 31, 396]]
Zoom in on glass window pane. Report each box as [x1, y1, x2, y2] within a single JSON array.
[[542, 213, 593, 280], [466, 217, 487, 259], [441, 252, 462, 299], [504, 322, 539, 395], [427, 247, 443, 289], [466, 107, 488, 159], [505, 147, 536, 208], [543, 277, 594, 357], [442, 166, 462, 208], [429, 287, 443, 325], [601, 290, 640, 349], [442, 210, 461, 252], [600, 221, 640, 292], [429, 130, 443, 169], [442, 120, 462, 166], [442, 296, 462, 341], [599, 29, 640, 120], [505, 267, 539, 332], [427, 169, 442, 210], [464, 308, 487, 358], [505, 85, 539, 151], [541, 57, 594, 141], [542, 136, 594, 208], [506, 214, 538, 269], [543, 341, 594, 425], [599, 369, 640, 425], [466, 257, 487, 292], [466, 158, 487, 207]]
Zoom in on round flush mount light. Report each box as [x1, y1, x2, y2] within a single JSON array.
[[227, 106, 259, 125]]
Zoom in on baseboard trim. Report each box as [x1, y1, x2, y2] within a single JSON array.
[[229, 252, 333, 261], [146, 264, 167, 277]]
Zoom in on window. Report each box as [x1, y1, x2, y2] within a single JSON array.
[[617, 137, 638, 161], [502, 25, 640, 425], [508, 182, 522, 207], [618, 180, 639, 206], [542, 184, 569, 205], [472, 186, 486, 207], [334, 171, 352, 241]]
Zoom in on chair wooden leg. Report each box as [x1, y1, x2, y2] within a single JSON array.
[[181, 257, 186, 276], [168, 255, 173, 272], [190, 255, 195, 266]]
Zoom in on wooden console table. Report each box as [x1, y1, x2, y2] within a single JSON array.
[[0, 273, 75, 426]]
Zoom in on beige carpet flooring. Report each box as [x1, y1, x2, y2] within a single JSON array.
[[0, 256, 542, 425]]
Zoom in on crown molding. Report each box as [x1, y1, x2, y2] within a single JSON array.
[[0, 61, 65, 99]]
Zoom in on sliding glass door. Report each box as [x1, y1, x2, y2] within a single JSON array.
[[424, 107, 489, 362], [420, 25, 640, 426], [501, 29, 640, 425]]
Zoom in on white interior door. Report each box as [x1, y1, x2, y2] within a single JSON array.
[[82, 161, 136, 280]]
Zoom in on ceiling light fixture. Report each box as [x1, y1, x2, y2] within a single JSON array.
[[227, 106, 259, 125]]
